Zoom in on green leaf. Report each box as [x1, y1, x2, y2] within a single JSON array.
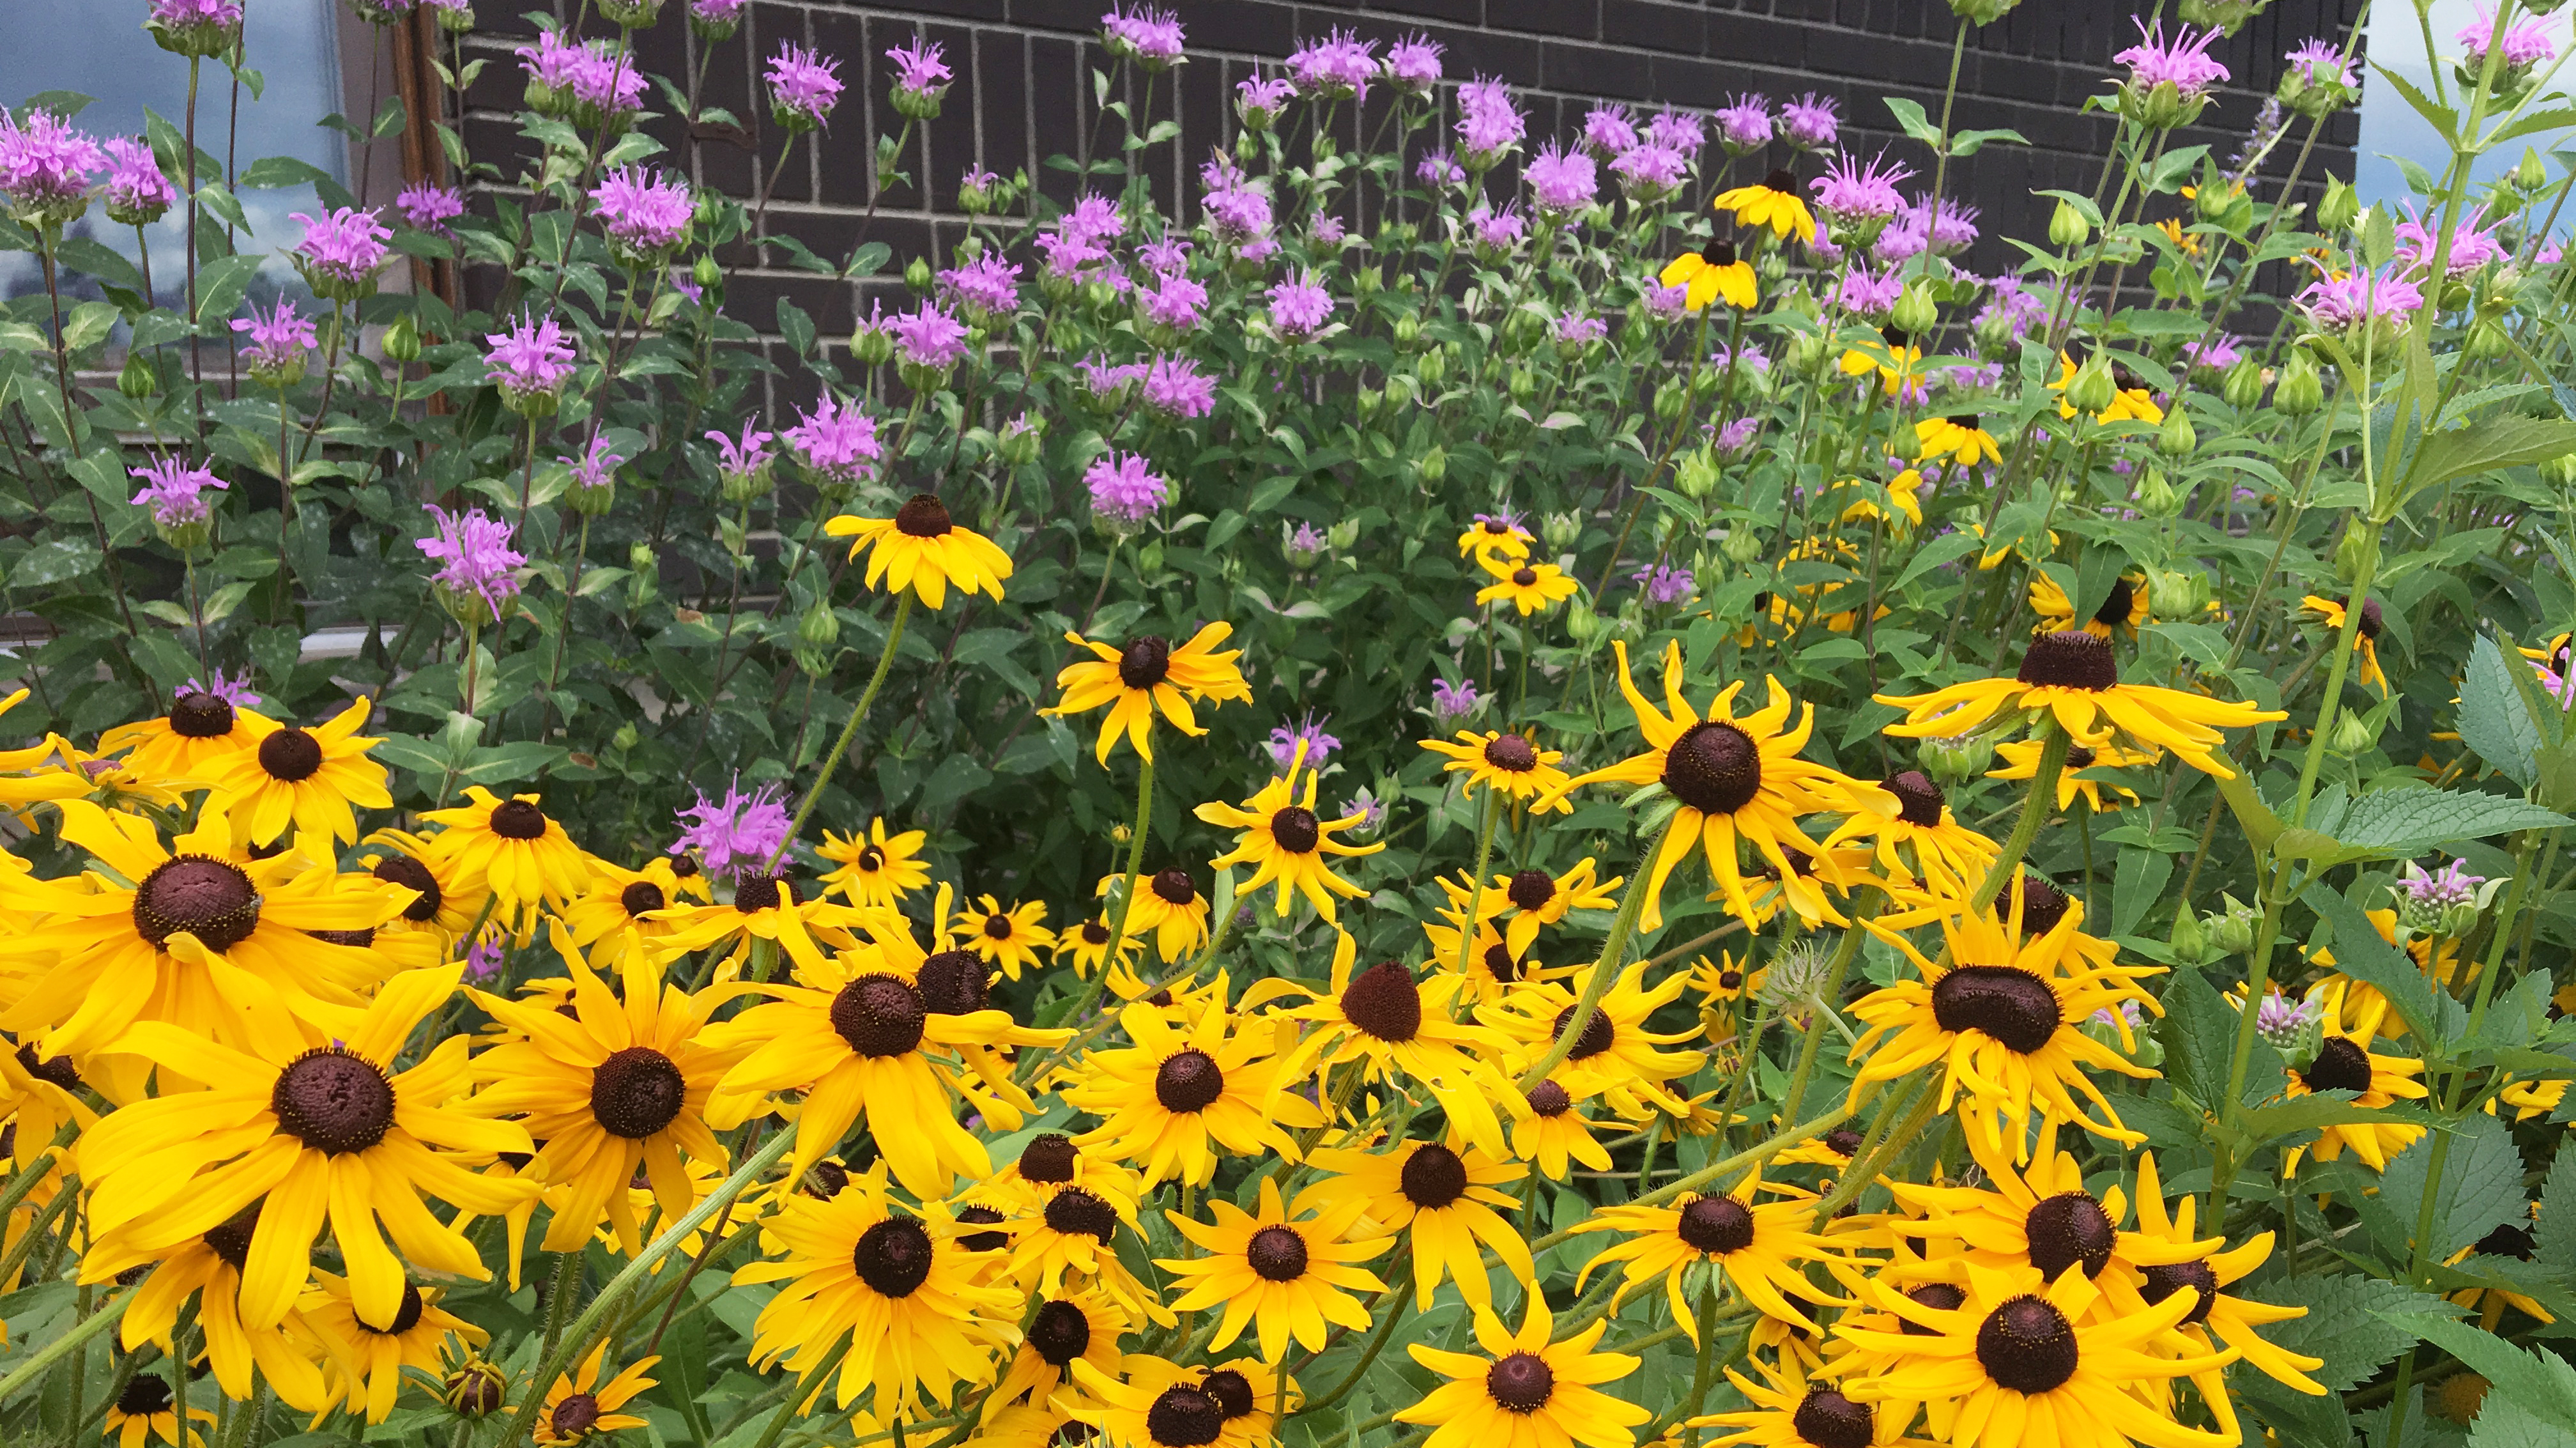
[[2306, 884, 2448, 1046], [60, 300, 118, 355], [371, 734, 455, 777], [2404, 416, 2576, 502], [462, 741, 566, 784], [2241, 1274, 2454, 1392], [2330, 787, 2570, 859], [2461, 634, 2545, 789], [2381, 1113, 2528, 1259], [7, 536, 102, 590], [2156, 969, 2282, 1111], [2538, 1149, 2576, 1277], [2370, 62, 2460, 143], [1947, 127, 2026, 157], [1882, 96, 1943, 146], [2386, 1313, 2576, 1429], [2472, 1394, 2575, 1448]]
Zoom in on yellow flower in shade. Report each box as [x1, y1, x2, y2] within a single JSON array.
[[1475, 552, 1581, 615], [1, 728, 192, 816], [650, 868, 871, 983], [2028, 572, 2150, 640], [1, 801, 411, 1088], [418, 787, 595, 927], [825, 491, 1013, 608], [532, 1344, 657, 1446], [302, 1270, 487, 1424], [1480, 964, 1706, 1117], [1159, 1176, 1392, 1362], [351, 828, 489, 945], [1914, 413, 2000, 468], [1457, 514, 1533, 566], [1420, 913, 1529, 1005], [2302, 594, 2388, 693], [818, 817, 931, 908], [97, 683, 260, 783], [956, 895, 1057, 980], [1397, 1293, 1651, 1448], [991, 1133, 1170, 1328], [1308, 1130, 1532, 1310], [1989, 738, 2147, 813], [2443, 1204, 2553, 1330], [1731, 842, 1876, 932], [1848, 904, 2158, 1159], [1876, 630, 2285, 779], [1419, 730, 1573, 811], [105, 1205, 333, 1413], [2050, 351, 2166, 425], [75, 963, 536, 1335], [1104, 868, 1211, 965], [1507, 1077, 1614, 1180], [0, 1030, 97, 1170], [1659, 238, 1759, 311], [2104, 1153, 2326, 1419], [1689, 953, 1767, 1029], [1067, 1354, 1301, 1448], [2278, 980, 2426, 1171], [200, 696, 390, 847], [1836, 1261, 2234, 1448], [1195, 748, 1384, 921], [1054, 913, 1146, 980], [1266, 932, 1518, 1159], [1839, 468, 1924, 528], [734, 1168, 1022, 1415], [102, 1373, 216, 1448], [984, 1288, 1128, 1426], [1715, 167, 1817, 240], [1437, 858, 1620, 958], [467, 941, 746, 1256], [1064, 987, 1320, 1189], [1575, 1180, 1844, 1338], [1542, 640, 1885, 929], [557, 856, 695, 969], [1838, 326, 1922, 396], [1045, 624, 1254, 765], [1689, 1355, 1916, 1448], [1885, 1120, 2211, 1290], [1823, 770, 1998, 899]]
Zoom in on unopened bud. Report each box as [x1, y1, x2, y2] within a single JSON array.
[[2518, 146, 2552, 194], [1416, 346, 1446, 385], [1918, 733, 1994, 787], [611, 721, 640, 751], [2049, 198, 2091, 249], [2066, 355, 2118, 415], [2208, 894, 2260, 955], [1564, 599, 1602, 643], [118, 351, 157, 399], [1721, 526, 1765, 566], [693, 253, 723, 292], [797, 596, 839, 648], [2464, 318, 2510, 358], [1326, 518, 1361, 551], [1653, 378, 1688, 422], [1889, 283, 1938, 336], [2157, 405, 2198, 458], [2274, 351, 2324, 415], [997, 415, 1041, 467], [905, 256, 934, 292], [2168, 906, 2211, 964], [2334, 520, 2376, 583], [2135, 467, 2181, 518], [2149, 567, 2210, 620], [2540, 452, 2576, 490], [2317, 176, 2360, 234], [381, 311, 421, 364], [1417, 445, 1446, 484], [2328, 710, 2377, 757], [1675, 445, 1721, 502], [1393, 311, 1422, 348], [2220, 357, 2265, 409], [1541, 511, 1582, 550]]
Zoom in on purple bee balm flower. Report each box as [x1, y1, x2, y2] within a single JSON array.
[[464, 931, 506, 980], [1911, 194, 1980, 254], [2460, 8, 2555, 70], [1268, 270, 1333, 340], [1086, 449, 1170, 523], [2396, 203, 2506, 276], [2115, 21, 2230, 96], [2250, 990, 2318, 1047], [128, 456, 227, 528], [1467, 203, 1528, 251], [706, 419, 775, 484], [937, 253, 1022, 316], [1712, 416, 1759, 456], [1455, 78, 1525, 167], [560, 436, 623, 496], [888, 301, 970, 371], [151, 0, 245, 25], [885, 38, 952, 109], [417, 504, 526, 622], [671, 778, 792, 881], [590, 167, 692, 256], [1949, 362, 2003, 390], [1141, 354, 1216, 419], [396, 181, 464, 235], [0, 109, 102, 220], [1416, 147, 1465, 187], [1610, 143, 1688, 201], [290, 205, 392, 296], [102, 137, 174, 226], [1583, 105, 1639, 157], [784, 392, 881, 488], [768, 44, 845, 128], [1714, 93, 1772, 151], [1201, 155, 1275, 245], [1285, 521, 1330, 566], [1837, 266, 1904, 317], [1287, 28, 1377, 99], [1632, 562, 1696, 605], [2183, 333, 2242, 373], [484, 314, 578, 404], [1237, 75, 1296, 130], [1973, 275, 2051, 343], [517, 29, 585, 93], [2286, 38, 2356, 88], [1267, 713, 1339, 768], [1556, 312, 1607, 345], [1643, 282, 1689, 320], [184, 667, 262, 709], [1035, 232, 1110, 282], [1812, 151, 1912, 221], [1524, 141, 1597, 215], [2297, 267, 2425, 332], [1644, 109, 1705, 157], [1430, 676, 1480, 727], [2397, 858, 2485, 908], [1138, 270, 1206, 331], [691, 0, 744, 20], [1101, 5, 1185, 67], [231, 297, 317, 383], [1312, 212, 1347, 245], [1779, 92, 1840, 149], [1384, 35, 1443, 94], [569, 42, 646, 115], [1077, 356, 1146, 400], [1711, 346, 1770, 377]]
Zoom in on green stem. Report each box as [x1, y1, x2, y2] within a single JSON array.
[[0, 1288, 128, 1403], [1453, 787, 1501, 975], [746, 1339, 850, 1448], [1512, 812, 1676, 1091], [1968, 730, 2066, 912], [1775, 888, 1883, 1127], [770, 592, 916, 872]]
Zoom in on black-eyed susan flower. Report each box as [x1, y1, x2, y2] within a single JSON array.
[[532, 1344, 657, 1446], [1159, 1176, 1392, 1362], [1110, 868, 1211, 964], [992, 1134, 1169, 1327], [1914, 414, 2000, 468], [1067, 1355, 1301, 1448], [1481, 964, 1706, 1117], [1575, 1180, 1843, 1337], [1735, 843, 1875, 931], [468, 944, 745, 1256], [1046, 624, 1254, 764], [97, 686, 262, 783], [1876, 630, 2285, 778], [1439, 858, 1620, 959], [76, 963, 536, 1336], [1475, 553, 1581, 615], [818, 817, 931, 908], [557, 856, 695, 968], [1825, 770, 1999, 899], [1508, 1077, 1613, 1180], [2051, 351, 2166, 425], [2108, 1153, 2326, 1405], [98, 1204, 332, 1414], [984, 1288, 1128, 1427], [1848, 904, 2157, 1159], [1396, 1294, 1650, 1448], [1542, 640, 1884, 928], [1420, 730, 1573, 812], [1659, 238, 1759, 311], [1989, 739, 2147, 813], [1839, 325, 1923, 397], [201, 697, 390, 846], [734, 1168, 1022, 1415], [1716, 168, 1817, 241], [302, 1270, 487, 1423], [419, 787, 595, 928], [1419, 914, 1528, 1005], [2280, 981, 2426, 1171], [102, 1373, 215, 1448], [351, 828, 488, 948], [1196, 750, 1384, 922], [1689, 952, 1767, 1030], [1269, 934, 1518, 1159], [2029, 573, 2150, 640], [1308, 1130, 1532, 1311], [956, 895, 1056, 980], [825, 491, 1013, 608], [1054, 913, 1146, 980], [1064, 989, 1320, 1188], [1457, 513, 1533, 566], [1688, 1355, 1903, 1448], [1886, 1120, 2209, 1286], [1839, 466, 1926, 528], [2302, 594, 2388, 693]]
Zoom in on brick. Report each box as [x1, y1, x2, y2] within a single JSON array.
[[1488, 0, 1600, 42]]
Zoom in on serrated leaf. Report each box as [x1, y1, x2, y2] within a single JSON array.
[[2381, 1113, 2527, 1259], [2329, 787, 2570, 858], [2156, 969, 2282, 1111], [2462, 634, 2545, 788], [2538, 1150, 2576, 1277], [2405, 416, 2576, 502], [2471, 1393, 2573, 1448], [2387, 1313, 2576, 1429], [2244, 1274, 2455, 1392]]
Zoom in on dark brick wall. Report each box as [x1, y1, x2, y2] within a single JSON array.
[[457, 1, 2364, 397]]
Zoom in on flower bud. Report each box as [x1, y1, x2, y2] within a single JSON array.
[[2518, 146, 2552, 194], [2541, 452, 2576, 490], [2168, 906, 2211, 964], [2274, 350, 2324, 415], [2134, 466, 2181, 518], [1507, 366, 1537, 403], [118, 351, 158, 400], [1542, 511, 1582, 550], [1416, 346, 1447, 386], [1280, 520, 1328, 569], [2150, 567, 2211, 620], [1889, 283, 1938, 336], [852, 322, 894, 367], [1918, 732, 1994, 787], [1393, 311, 1422, 349], [1653, 378, 1688, 422], [2156, 404, 2198, 458], [2327, 709, 2378, 757], [1675, 445, 1721, 501], [612, 721, 641, 752], [1326, 518, 1361, 552], [2464, 317, 2510, 358], [1417, 445, 1446, 484], [381, 311, 421, 364], [797, 596, 839, 649], [997, 415, 1041, 467], [2317, 176, 2360, 234], [2220, 357, 2265, 410], [1721, 525, 1765, 566], [2208, 894, 2260, 955], [2065, 354, 2118, 415], [904, 256, 934, 292], [597, 0, 660, 26], [1564, 599, 1602, 643], [2048, 199, 2091, 249], [2334, 519, 2375, 583]]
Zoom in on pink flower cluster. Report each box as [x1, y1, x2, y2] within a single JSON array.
[[417, 505, 526, 622]]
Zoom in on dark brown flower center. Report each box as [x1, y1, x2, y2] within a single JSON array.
[[1947, 413, 1981, 430], [1400, 1143, 1469, 1209], [2017, 875, 2071, 936], [1021, 1133, 1079, 1183], [829, 974, 928, 1057], [1269, 806, 1321, 854], [1792, 1389, 1873, 1448], [1825, 1128, 1864, 1158], [447, 1364, 506, 1417], [2025, 1191, 2116, 1281], [1080, 921, 1111, 944], [256, 727, 325, 782], [2066, 744, 2097, 769], [306, 927, 376, 948], [1662, 721, 1763, 814], [1145, 1387, 1225, 1448], [956, 1205, 1008, 1251], [1484, 942, 1521, 983], [895, 493, 953, 537], [550, 1394, 601, 1439], [733, 874, 792, 912], [1246, 1225, 1309, 1281], [1485, 1352, 1555, 1413], [670, 856, 698, 878], [1881, 325, 1911, 348], [620, 881, 667, 918], [1044, 1187, 1119, 1243], [1763, 167, 1797, 193], [1527, 1080, 1572, 1116], [489, 800, 549, 840], [1119, 636, 1172, 689], [1886, 770, 1945, 828], [1154, 1049, 1225, 1113], [1676, 1194, 1755, 1254], [363, 1282, 426, 1336], [1551, 1003, 1615, 1061], [1930, 966, 2062, 1053], [1342, 961, 1423, 1042], [118, 1376, 176, 1417], [2140, 1258, 2221, 1325], [1511, 567, 1539, 587], [1700, 239, 1738, 266], [1903, 1282, 1966, 1334], [589, 1047, 686, 1139], [1507, 870, 1556, 913], [17, 1045, 77, 1091], [857, 844, 884, 871], [2476, 1222, 2538, 1260], [1483, 734, 1538, 771], [916, 950, 992, 1015], [851, 1216, 935, 1297], [1718, 969, 1744, 990], [982, 915, 1015, 941], [374, 854, 443, 921], [1151, 869, 1196, 905], [2301, 1036, 2375, 1095], [133, 854, 261, 952], [1028, 1298, 1092, 1367], [804, 1160, 850, 1199], [271, 1047, 396, 1156], [169, 691, 237, 738], [1200, 1369, 1254, 1419], [2354, 596, 2383, 640], [203, 1205, 259, 1271], [2016, 631, 2118, 691], [2094, 577, 2136, 628], [1975, 1295, 2079, 1393]]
